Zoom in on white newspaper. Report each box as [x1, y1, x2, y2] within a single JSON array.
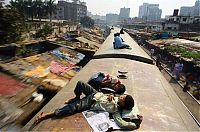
[[82, 111, 121, 132]]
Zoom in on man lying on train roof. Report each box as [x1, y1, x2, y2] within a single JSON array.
[[113, 33, 131, 49], [87, 72, 126, 94], [34, 81, 143, 130]]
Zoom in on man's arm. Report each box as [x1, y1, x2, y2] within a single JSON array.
[[112, 112, 138, 130]]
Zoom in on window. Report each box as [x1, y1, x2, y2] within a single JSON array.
[[167, 27, 172, 30], [182, 18, 187, 21]]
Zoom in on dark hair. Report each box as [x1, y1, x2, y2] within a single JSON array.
[[116, 33, 120, 36], [115, 84, 126, 94], [124, 95, 134, 110]]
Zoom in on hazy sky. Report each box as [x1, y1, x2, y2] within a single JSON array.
[[84, 0, 196, 18], [5, 0, 197, 18]]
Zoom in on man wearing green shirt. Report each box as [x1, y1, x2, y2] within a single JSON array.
[[34, 81, 142, 130]]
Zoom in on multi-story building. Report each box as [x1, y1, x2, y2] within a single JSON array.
[[138, 3, 162, 21], [52, 0, 87, 22], [119, 7, 130, 20], [106, 13, 119, 25], [148, 7, 200, 33], [180, 0, 200, 16], [179, 7, 193, 16], [193, 0, 200, 16], [166, 15, 200, 24], [165, 12, 200, 32]]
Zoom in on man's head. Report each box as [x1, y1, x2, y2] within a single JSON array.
[[118, 95, 134, 110], [116, 33, 120, 36], [113, 84, 126, 94], [114, 33, 117, 37]]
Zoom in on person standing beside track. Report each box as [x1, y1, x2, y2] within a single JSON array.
[[150, 48, 155, 57], [33, 81, 143, 130], [172, 60, 183, 80], [156, 54, 162, 70]]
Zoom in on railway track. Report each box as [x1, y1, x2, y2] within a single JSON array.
[[141, 46, 200, 126]]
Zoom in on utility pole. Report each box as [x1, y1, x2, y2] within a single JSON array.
[[126, 0, 129, 8], [123, 0, 129, 8]]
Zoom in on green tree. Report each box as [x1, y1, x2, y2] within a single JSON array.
[[0, 6, 25, 44], [0, 0, 4, 8], [25, 0, 34, 21], [35, 23, 53, 38], [33, 0, 45, 21], [80, 16, 94, 28], [46, 0, 57, 22], [9, 0, 27, 19]]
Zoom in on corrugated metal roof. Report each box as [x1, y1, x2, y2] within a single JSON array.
[[75, 36, 101, 48]]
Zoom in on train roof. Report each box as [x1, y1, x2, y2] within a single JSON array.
[[24, 58, 199, 131], [94, 28, 153, 64], [24, 29, 199, 131]]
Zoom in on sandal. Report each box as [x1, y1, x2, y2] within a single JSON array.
[[117, 75, 127, 79], [118, 71, 128, 74]]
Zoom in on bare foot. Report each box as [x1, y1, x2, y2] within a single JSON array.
[[34, 112, 44, 126], [137, 114, 143, 121], [64, 97, 79, 104]]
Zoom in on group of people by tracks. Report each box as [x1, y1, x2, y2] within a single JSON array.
[[139, 38, 200, 101]]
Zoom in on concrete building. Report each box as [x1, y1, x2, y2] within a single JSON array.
[[138, 3, 162, 21], [180, 7, 193, 16], [90, 14, 106, 21], [165, 15, 200, 31], [119, 7, 130, 20], [180, 0, 200, 16], [193, 0, 200, 16], [164, 23, 179, 31], [87, 11, 92, 17], [52, 0, 87, 22], [166, 15, 200, 24], [173, 9, 179, 16], [149, 23, 164, 32], [106, 13, 119, 25]]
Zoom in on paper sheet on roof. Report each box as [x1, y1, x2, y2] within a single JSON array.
[[82, 102, 140, 132], [82, 111, 120, 132]]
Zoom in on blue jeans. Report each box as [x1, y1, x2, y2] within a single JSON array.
[[54, 81, 97, 116]]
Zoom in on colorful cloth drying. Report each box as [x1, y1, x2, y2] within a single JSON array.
[[24, 66, 50, 78], [0, 75, 26, 96], [50, 49, 85, 64], [49, 61, 75, 76], [42, 79, 68, 88]]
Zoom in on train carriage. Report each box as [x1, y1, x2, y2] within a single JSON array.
[[24, 28, 199, 131]]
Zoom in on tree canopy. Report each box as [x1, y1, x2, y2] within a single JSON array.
[[9, 0, 57, 21], [0, 0, 57, 44], [80, 16, 94, 28], [0, 0, 25, 44]]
